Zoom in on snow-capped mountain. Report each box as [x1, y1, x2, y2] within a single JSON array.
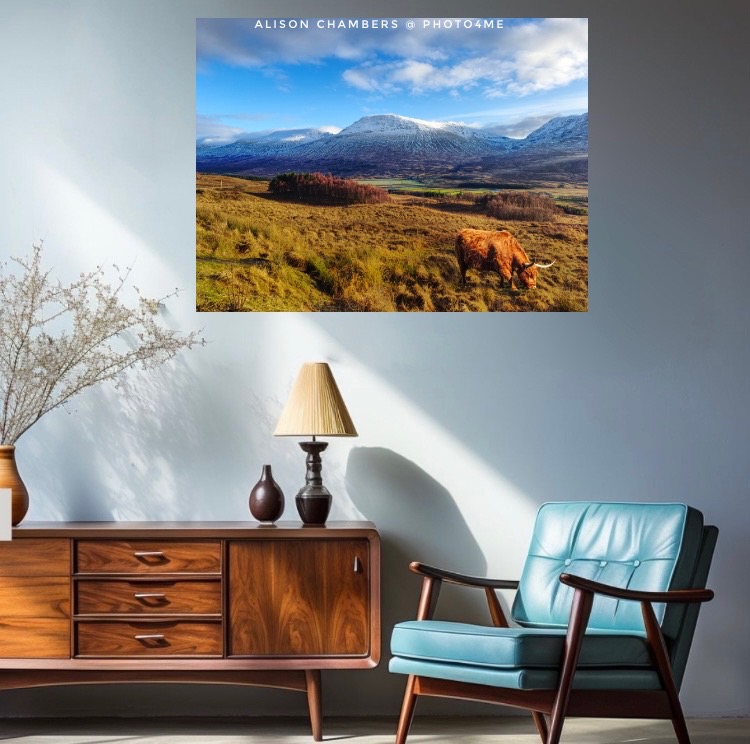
[[196, 112, 588, 180], [197, 126, 339, 164], [300, 114, 511, 164], [251, 126, 340, 147], [521, 113, 589, 151], [339, 113, 479, 138]]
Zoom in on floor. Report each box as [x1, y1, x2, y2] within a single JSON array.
[[0, 717, 747, 744]]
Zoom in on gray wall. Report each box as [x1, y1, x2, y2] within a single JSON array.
[[0, 0, 748, 719]]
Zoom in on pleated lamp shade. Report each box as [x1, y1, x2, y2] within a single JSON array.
[[274, 363, 358, 437]]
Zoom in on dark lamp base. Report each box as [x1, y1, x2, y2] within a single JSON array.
[[295, 440, 333, 525], [295, 494, 332, 525]]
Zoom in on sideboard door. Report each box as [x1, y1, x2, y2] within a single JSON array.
[[228, 539, 369, 658]]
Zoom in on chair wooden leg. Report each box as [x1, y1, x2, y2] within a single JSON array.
[[641, 602, 692, 744], [395, 674, 419, 744], [532, 711, 549, 743], [548, 588, 594, 744], [671, 711, 692, 744], [305, 670, 322, 742]]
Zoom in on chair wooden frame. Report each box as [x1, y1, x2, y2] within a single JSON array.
[[395, 562, 714, 744]]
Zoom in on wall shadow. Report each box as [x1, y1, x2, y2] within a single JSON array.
[[340, 447, 500, 713], [17, 339, 294, 524], [332, 446, 503, 713], [346, 446, 488, 622]]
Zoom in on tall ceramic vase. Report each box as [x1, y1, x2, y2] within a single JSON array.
[[249, 464, 285, 524], [0, 446, 29, 526]]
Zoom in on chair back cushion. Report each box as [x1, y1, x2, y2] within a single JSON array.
[[512, 502, 705, 636], [670, 524, 718, 687]]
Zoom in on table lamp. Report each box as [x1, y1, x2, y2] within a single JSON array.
[[274, 362, 357, 525]]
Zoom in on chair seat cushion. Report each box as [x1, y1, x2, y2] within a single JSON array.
[[388, 656, 662, 690], [391, 620, 652, 669]]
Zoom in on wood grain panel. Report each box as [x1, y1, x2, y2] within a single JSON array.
[[0, 619, 70, 658], [76, 579, 221, 615], [76, 541, 221, 574], [228, 539, 369, 657], [0, 539, 70, 576], [324, 540, 369, 655], [76, 621, 222, 657], [229, 541, 325, 656], [0, 577, 70, 618]]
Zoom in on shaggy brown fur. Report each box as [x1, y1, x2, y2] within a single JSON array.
[[455, 228, 538, 288]]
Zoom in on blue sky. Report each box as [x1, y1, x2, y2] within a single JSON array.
[[196, 18, 588, 143]]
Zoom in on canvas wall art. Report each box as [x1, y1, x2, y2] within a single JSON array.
[[196, 18, 588, 312]]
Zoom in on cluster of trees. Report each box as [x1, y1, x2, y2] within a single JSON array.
[[268, 172, 390, 205], [476, 191, 558, 222]]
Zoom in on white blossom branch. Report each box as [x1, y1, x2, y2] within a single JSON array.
[[0, 243, 204, 445]]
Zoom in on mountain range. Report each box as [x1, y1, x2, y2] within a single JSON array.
[[196, 112, 588, 183]]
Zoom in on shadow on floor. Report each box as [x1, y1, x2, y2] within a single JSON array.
[[0, 716, 747, 743]]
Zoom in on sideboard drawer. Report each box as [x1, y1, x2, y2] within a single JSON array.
[[0, 539, 70, 576], [76, 579, 221, 615], [0, 577, 70, 618], [0, 619, 70, 658], [76, 621, 223, 656], [76, 541, 221, 574]]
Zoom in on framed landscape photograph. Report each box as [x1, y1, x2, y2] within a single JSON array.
[[196, 17, 588, 312]]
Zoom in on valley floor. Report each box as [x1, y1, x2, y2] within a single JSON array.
[[196, 175, 588, 312]]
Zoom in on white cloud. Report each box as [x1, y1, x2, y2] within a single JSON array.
[[342, 67, 382, 93], [341, 18, 587, 98], [391, 60, 436, 87], [195, 114, 245, 145], [197, 18, 587, 104], [198, 19, 375, 67], [196, 18, 459, 68], [499, 18, 589, 96]]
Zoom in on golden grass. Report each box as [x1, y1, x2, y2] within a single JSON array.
[[196, 174, 588, 312]]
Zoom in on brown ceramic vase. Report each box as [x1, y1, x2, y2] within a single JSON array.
[[0, 445, 29, 526], [249, 464, 285, 524]]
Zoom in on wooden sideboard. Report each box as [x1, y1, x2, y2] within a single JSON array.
[[0, 522, 380, 740]]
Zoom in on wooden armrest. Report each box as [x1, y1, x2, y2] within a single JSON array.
[[409, 562, 519, 590], [559, 573, 714, 603]]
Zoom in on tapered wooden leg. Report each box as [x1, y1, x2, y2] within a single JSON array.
[[548, 588, 594, 744], [532, 711, 549, 743], [641, 602, 692, 744], [305, 670, 322, 742], [395, 674, 419, 744], [670, 713, 692, 744]]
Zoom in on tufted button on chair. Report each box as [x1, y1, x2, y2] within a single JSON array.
[[390, 502, 717, 744]]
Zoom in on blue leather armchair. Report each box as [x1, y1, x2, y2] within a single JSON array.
[[390, 502, 717, 744]]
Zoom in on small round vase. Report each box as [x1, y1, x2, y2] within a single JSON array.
[[0, 445, 29, 527], [249, 464, 285, 524]]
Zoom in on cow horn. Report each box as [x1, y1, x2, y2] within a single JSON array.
[[522, 261, 534, 270], [534, 260, 556, 269]]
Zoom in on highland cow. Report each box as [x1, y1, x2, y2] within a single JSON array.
[[455, 228, 554, 288]]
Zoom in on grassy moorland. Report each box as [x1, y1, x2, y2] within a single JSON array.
[[196, 174, 588, 312]]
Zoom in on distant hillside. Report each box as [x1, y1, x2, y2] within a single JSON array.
[[196, 113, 589, 183], [521, 113, 588, 151]]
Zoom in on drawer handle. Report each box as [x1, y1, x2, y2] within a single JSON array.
[[133, 551, 167, 564], [134, 593, 169, 606], [135, 633, 168, 647]]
